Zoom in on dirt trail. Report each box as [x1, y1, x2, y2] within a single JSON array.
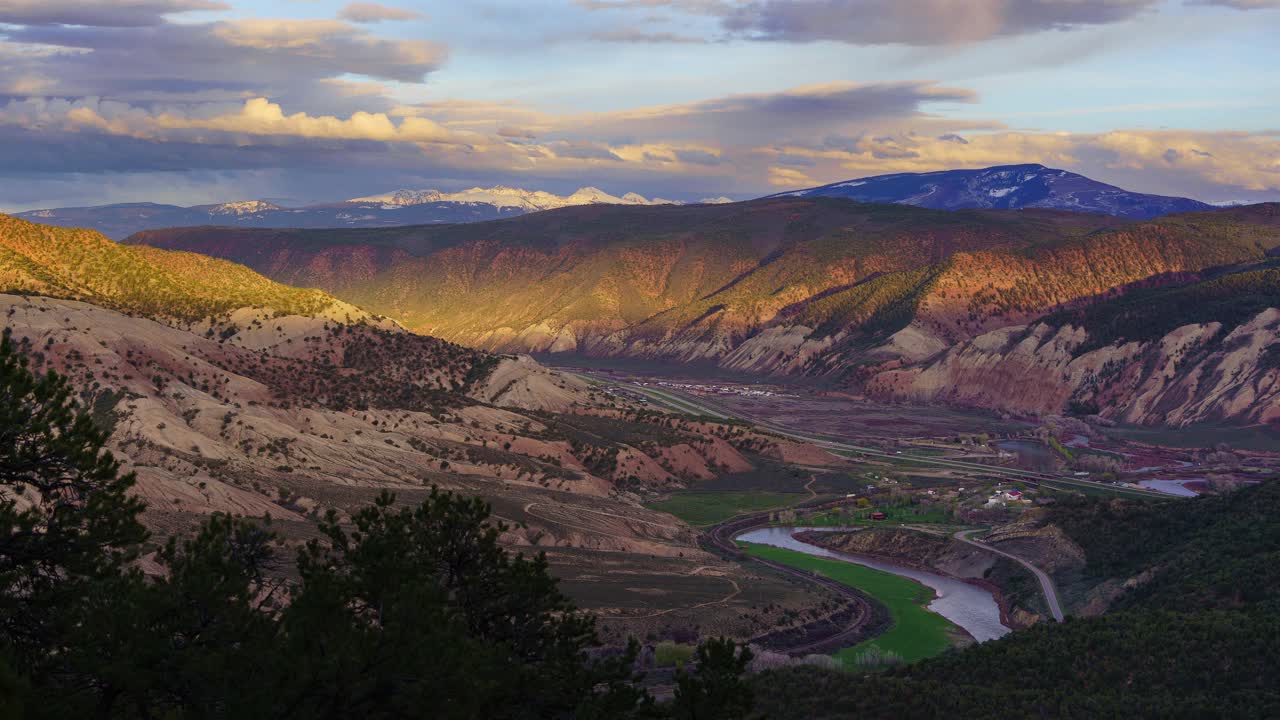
[[522, 502, 686, 531], [612, 566, 742, 620]]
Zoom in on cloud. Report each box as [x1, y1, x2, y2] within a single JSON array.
[[0, 70, 1276, 209], [768, 166, 816, 186], [674, 148, 724, 165], [0, 0, 228, 27], [338, 2, 423, 23], [497, 125, 540, 139], [582, 0, 1162, 45], [0, 17, 447, 112], [209, 19, 444, 82], [0, 96, 463, 145], [563, 81, 982, 145], [589, 28, 709, 43], [1194, 0, 1280, 8], [548, 141, 625, 161]]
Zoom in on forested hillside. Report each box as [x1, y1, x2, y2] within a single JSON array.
[[0, 214, 359, 322], [752, 479, 1280, 719]]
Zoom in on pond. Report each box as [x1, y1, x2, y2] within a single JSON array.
[[1139, 478, 1202, 497], [736, 526, 1011, 643], [995, 440, 1058, 473]]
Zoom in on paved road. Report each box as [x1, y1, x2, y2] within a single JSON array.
[[954, 529, 1065, 622]]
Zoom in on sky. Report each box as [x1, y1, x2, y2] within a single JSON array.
[[1, 0, 1278, 211]]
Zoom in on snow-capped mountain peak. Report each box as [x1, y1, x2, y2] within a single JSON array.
[[770, 164, 1212, 220], [348, 186, 676, 212], [202, 200, 282, 215]]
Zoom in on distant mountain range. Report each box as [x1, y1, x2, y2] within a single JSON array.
[[773, 164, 1214, 219], [127, 199, 1280, 426], [15, 187, 734, 240], [14, 164, 1219, 239]]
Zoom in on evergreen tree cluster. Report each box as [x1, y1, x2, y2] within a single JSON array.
[[0, 334, 753, 720]]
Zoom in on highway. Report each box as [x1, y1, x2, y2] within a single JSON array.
[[954, 529, 1065, 622], [594, 377, 1168, 501]]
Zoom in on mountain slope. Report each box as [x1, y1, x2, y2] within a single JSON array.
[[773, 164, 1213, 219], [124, 199, 1132, 351], [0, 213, 372, 322], [1, 213, 843, 638], [128, 199, 1280, 426], [1, 292, 837, 642], [869, 256, 1280, 426]]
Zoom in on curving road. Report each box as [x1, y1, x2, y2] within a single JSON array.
[[954, 529, 1064, 622]]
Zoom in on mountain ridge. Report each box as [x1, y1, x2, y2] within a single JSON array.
[[126, 200, 1280, 425], [13, 185, 730, 240], [16, 164, 1219, 240], [773, 163, 1214, 219]]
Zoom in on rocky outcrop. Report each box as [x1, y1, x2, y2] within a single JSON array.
[[869, 309, 1280, 426]]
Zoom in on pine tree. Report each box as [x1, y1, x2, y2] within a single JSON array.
[[0, 330, 147, 673], [671, 638, 754, 720]]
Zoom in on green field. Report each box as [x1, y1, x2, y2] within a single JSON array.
[[654, 641, 696, 668], [740, 543, 956, 667], [645, 491, 804, 527]]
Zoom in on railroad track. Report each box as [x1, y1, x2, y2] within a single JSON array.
[[601, 378, 1167, 500], [701, 502, 890, 656]]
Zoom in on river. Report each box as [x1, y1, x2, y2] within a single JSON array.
[[736, 526, 1011, 643]]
